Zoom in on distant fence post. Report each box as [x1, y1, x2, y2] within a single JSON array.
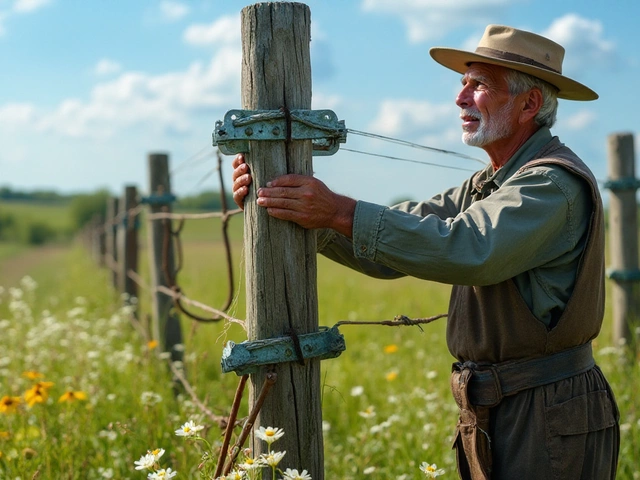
[[606, 132, 640, 348], [117, 185, 139, 306], [147, 152, 183, 362], [241, 3, 323, 477], [91, 213, 106, 267], [105, 197, 120, 290]]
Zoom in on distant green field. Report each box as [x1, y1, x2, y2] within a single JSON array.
[[0, 242, 25, 261], [0, 200, 73, 231]]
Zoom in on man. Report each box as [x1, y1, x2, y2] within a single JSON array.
[[231, 25, 619, 479]]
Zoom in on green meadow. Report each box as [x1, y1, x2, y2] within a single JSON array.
[[0, 203, 638, 479]]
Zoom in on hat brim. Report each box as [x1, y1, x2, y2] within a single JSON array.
[[429, 47, 598, 101]]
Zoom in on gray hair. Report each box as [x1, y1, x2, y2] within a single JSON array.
[[506, 69, 559, 128]]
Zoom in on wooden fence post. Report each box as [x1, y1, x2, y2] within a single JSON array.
[[606, 132, 640, 348], [147, 153, 184, 362], [91, 213, 105, 266], [241, 3, 323, 476], [117, 185, 139, 305], [105, 197, 120, 290]]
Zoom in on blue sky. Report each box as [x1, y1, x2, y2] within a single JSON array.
[[1, 0, 638, 205]]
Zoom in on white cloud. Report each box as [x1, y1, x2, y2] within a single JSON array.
[[35, 46, 241, 139], [312, 92, 342, 111], [368, 99, 456, 136], [543, 15, 616, 75], [159, 1, 190, 22], [13, 0, 51, 14], [183, 15, 240, 47], [561, 109, 597, 131], [361, 0, 512, 42], [0, 103, 36, 127], [93, 59, 122, 76]]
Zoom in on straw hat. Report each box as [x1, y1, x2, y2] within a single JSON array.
[[429, 24, 598, 101]]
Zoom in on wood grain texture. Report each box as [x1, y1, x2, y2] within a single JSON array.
[[241, 2, 324, 476]]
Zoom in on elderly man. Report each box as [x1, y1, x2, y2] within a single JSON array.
[[231, 25, 620, 479]]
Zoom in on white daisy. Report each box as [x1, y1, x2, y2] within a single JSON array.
[[420, 462, 445, 478], [282, 468, 312, 480], [133, 453, 155, 471], [259, 450, 286, 467], [175, 420, 204, 437], [255, 426, 285, 445], [148, 467, 177, 479]]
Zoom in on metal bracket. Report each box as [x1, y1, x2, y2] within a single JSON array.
[[607, 268, 640, 282], [140, 193, 177, 205], [212, 109, 347, 156], [221, 326, 346, 376], [603, 177, 640, 191]]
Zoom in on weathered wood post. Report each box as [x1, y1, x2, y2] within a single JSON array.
[[241, 2, 323, 476], [147, 153, 184, 362], [105, 197, 120, 290], [91, 214, 105, 266], [606, 132, 640, 348], [117, 185, 139, 305]]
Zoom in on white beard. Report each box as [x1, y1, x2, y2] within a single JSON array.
[[461, 98, 516, 147]]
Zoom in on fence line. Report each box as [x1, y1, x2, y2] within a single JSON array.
[[80, 129, 638, 475]]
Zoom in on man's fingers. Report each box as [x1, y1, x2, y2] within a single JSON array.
[[232, 186, 248, 210], [266, 174, 309, 188], [231, 153, 245, 169], [232, 163, 250, 182], [257, 185, 304, 200], [233, 173, 252, 191]]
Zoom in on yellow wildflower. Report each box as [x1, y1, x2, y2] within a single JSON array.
[[58, 390, 88, 403], [24, 381, 54, 407], [22, 371, 44, 380], [383, 344, 398, 354], [147, 340, 159, 350], [385, 371, 398, 381], [0, 396, 22, 414]]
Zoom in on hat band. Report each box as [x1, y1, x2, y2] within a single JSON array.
[[474, 47, 561, 74]]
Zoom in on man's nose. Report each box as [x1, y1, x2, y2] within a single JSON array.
[[456, 85, 472, 109]]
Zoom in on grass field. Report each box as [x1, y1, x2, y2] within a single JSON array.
[[0, 201, 73, 231], [0, 208, 638, 479]]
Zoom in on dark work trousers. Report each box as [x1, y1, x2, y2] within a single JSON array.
[[463, 366, 620, 480]]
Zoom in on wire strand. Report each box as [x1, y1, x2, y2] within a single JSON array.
[[170, 146, 216, 176], [341, 148, 478, 173], [347, 128, 487, 165]]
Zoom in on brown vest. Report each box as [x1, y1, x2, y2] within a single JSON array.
[[447, 138, 605, 363]]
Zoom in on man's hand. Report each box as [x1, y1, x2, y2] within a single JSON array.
[[230, 153, 355, 238], [257, 174, 355, 238], [231, 153, 252, 210]]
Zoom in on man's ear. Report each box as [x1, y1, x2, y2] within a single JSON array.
[[519, 88, 543, 124]]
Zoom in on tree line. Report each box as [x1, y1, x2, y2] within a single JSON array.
[[0, 187, 234, 246]]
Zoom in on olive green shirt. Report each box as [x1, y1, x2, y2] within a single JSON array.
[[318, 128, 592, 327]]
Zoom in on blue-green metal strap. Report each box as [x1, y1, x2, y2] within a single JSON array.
[[140, 193, 177, 205], [607, 268, 640, 282], [221, 326, 346, 376], [603, 177, 640, 191]]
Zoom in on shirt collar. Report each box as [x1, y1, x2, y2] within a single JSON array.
[[472, 127, 553, 193]]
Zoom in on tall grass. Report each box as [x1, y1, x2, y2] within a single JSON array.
[[0, 219, 638, 478]]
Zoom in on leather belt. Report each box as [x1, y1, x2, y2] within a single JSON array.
[[452, 342, 595, 407]]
